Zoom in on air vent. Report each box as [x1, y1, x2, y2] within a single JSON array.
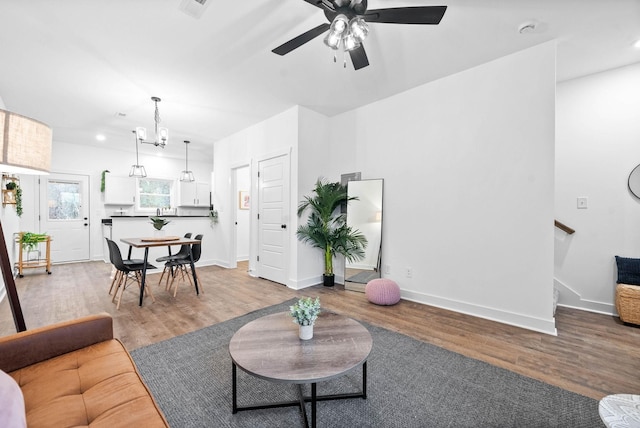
[[179, 0, 210, 19]]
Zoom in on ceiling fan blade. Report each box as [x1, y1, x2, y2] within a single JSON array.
[[272, 23, 331, 56], [301, 0, 335, 11], [349, 44, 369, 70], [364, 6, 447, 25]]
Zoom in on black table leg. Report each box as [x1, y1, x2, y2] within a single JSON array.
[[363, 361, 367, 399], [232, 363, 238, 414], [188, 246, 199, 295], [311, 383, 317, 428], [138, 247, 149, 306]]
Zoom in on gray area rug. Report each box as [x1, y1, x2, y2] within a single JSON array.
[[346, 271, 380, 284], [131, 300, 602, 427]]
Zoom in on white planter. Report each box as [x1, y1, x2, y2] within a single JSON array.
[[153, 229, 165, 238], [299, 324, 314, 340]]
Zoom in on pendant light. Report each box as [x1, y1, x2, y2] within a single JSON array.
[[129, 130, 147, 177], [179, 140, 195, 182]]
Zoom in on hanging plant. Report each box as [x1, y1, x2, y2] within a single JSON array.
[[209, 209, 218, 228], [15, 186, 23, 217], [101, 170, 110, 193]]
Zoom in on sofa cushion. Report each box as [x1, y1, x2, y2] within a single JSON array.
[[9, 339, 167, 428], [0, 369, 26, 428]]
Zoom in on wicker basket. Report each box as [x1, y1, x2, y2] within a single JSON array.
[[615, 283, 640, 325]]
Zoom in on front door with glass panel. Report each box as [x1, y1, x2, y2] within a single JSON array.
[[39, 173, 90, 262]]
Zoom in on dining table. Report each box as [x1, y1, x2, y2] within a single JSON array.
[[120, 236, 201, 306]]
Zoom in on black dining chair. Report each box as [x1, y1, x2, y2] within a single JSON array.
[[106, 237, 144, 295], [157, 233, 192, 287], [105, 238, 157, 309], [165, 234, 202, 297]]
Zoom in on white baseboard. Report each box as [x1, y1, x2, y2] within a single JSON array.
[[554, 278, 615, 315], [401, 288, 558, 336]]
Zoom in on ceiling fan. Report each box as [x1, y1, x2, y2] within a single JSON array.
[[272, 0, 447, 70]]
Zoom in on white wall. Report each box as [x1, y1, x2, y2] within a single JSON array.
[[555, 62, 640, 314], [235, 165, 250, 261], [212, 43, 557, 333], [212, 106, 299, 281], [328, 42, 557, 334]]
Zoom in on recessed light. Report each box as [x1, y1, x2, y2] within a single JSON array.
[[96, 134, 106, 141]]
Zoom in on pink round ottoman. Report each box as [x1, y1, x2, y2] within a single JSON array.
[[365, 278, 401, 306]]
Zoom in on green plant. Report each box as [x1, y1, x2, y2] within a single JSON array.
[[15, 186, 22, 217], [289, 297, 321, 326], [209, 209, 219, 227], [149, 216, 170, 230], [296, 178, 368, 277], [5, 181, 16, 190], [20, 232, 48, 251], [100, 170, 109, 193]]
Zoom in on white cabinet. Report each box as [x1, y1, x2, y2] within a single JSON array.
[[178, 181, 209, 207], [104, 175, 136, 205]]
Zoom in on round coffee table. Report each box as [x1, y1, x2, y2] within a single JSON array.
[[229, 311, 372, 428]]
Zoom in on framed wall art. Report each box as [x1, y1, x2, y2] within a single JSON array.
[[239, 191, 250, 210]]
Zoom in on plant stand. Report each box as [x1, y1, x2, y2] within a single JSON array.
[[15, 234, 52, 277]]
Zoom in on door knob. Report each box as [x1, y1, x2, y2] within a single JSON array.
[[84, 223, 89, 226], [281, 224, 287, 229]]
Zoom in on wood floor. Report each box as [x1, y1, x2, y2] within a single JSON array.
[[1, 260, 639, 401]]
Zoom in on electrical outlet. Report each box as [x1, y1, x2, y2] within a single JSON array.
[[405, 267, 412, 278], [384, 264, 391, 275]]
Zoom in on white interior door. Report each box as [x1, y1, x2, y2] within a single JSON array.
[[257, 154, 289, 285], [39, 173, 90, 263]]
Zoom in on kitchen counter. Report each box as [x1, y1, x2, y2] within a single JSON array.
[[109, 215, 209, 218]]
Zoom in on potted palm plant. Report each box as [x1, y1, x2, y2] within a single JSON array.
[[297, 178, 368, 287]]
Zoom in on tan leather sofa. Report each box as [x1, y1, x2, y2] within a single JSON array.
[[0, 313, 169, 427]]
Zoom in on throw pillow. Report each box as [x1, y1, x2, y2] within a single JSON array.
[[615, 256, 640, 285], [0, 370, 26, 428]]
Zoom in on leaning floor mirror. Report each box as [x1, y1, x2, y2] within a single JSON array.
[[344, 179, 383, 292]]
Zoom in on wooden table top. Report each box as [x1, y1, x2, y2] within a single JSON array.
[[229, 311, 372, 384], [120, 237, 200, 248]]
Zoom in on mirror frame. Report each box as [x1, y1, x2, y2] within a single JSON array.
[[629, 164, 640, 199], [344, 178, 384, 287]]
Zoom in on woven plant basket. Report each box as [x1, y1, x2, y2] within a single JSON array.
[[615, 283, 640, 325]]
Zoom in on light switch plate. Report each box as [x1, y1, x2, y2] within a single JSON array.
[[577, 197, 588, 209]]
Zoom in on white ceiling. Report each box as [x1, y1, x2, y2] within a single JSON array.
[[0, 0, 639, 163]]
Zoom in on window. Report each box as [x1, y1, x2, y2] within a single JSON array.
[[136, 178, 173, 211], [48, 180, 81, 220]]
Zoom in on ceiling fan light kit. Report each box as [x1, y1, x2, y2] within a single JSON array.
[[272, 0, 447, 70]]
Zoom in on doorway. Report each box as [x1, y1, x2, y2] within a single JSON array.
[[39, 173, 90, 263], [256, 153, 290, 285], [233, 165, 250, 266]]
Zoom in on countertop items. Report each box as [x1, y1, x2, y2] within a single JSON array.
[[108, 215, 209, 218]]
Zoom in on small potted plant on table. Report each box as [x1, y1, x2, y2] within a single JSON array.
[[289, 297, 321, 340], [149, 216, 170, 237]]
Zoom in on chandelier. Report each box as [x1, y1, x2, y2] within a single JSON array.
[[136, 96, 168, 148], [323, 14, 369, 63]]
